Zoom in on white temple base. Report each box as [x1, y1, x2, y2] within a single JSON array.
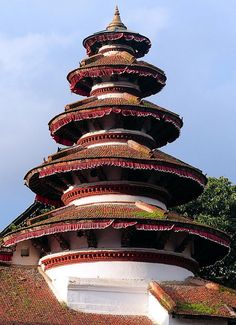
[[39, 249, 194, 315], [68, 278, 148, 315]]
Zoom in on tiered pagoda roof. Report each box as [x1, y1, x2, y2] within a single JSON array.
[[67, 53, 166, 97], [49, 95, 183, 147], [3, 203, 229, 268], [1, 6, 230, 268], [1, 6, 235, 323], [83, 6, 151, 58], [24, 142, 206, 206]]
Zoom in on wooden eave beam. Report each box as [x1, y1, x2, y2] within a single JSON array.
[[121, 227, 135, 247], [85, 230, 97, 248], [64, 173, 74, 184], [76, 171, 88, 183], [97, 167, 107, 181], [78, 121, 89, 135], [54, 234, 70, 250], [64, 126, 78, 143], [155, 231, 171, 250], [175, 234, 192, 253], [31, 237, 50, 255], [92, 118, 103, 131], [45, 179, 63, 193], [59, 176, 72, 187]]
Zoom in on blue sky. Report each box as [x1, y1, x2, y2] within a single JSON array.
[[0, 0, 236, 230]]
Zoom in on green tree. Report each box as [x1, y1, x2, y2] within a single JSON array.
[[175, 177, 236, 289]]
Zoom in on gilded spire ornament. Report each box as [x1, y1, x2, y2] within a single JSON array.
[[106, 5, 127, 31]]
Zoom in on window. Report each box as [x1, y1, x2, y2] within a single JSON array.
[[21, 248, 29, 257]]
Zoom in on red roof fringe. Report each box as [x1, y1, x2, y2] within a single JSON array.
[[136, 224, 230, 247], [4, 220, 114, 246], [50, 107, 181, 135], [3, 220, 230, 248], [69, 66, 165, 96], [35, 194, 62, 207], [113, 221, 137, 229], [84, 32, 151, 57], [38, 159, 205, 187], [0, 253, 12, 262]]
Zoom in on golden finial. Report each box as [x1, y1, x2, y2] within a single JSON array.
[[106, 5, 127, 31]]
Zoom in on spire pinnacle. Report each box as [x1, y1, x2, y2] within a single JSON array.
[[106, 5, 127, 31]]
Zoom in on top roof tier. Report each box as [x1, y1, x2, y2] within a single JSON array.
[[83, 6, 151, 58]]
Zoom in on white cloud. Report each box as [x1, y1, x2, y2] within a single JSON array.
[[125, 6, 170, 39], [0, 31, 78, 228], [0, 31, 75, 148], [0, 33, 72, 76]]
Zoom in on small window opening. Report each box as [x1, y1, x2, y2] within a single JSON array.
[[21, 248, 29, 257]]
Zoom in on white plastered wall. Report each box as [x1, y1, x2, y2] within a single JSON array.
[[148, 292, 169, 325], [12, 240, 40, 265], [44, 258, 193, 284], [41, 249, 193, 311], [67, 278, 148, 315], [96, 228, 121, 248]]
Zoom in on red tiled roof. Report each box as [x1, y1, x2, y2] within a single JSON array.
[[33, 144, 206, 187], [25, 143, 206, 186], [64, 96, 179, 118], [48, 96, 182, 148], [36, 144, 202, 172], [83, 31, 151, 58], [65, 96, 141, 110], [27, 203, 199, 225], [1, 266, 235, 323], [77, 53, 164, 77], [3, 203, 230, 265], [151, 278, 236, 319], [24, 143, 206, 207], [67, 54, 166, 97], [0, 265, 153, 325], [80, 53, 137, 67], [68, 58, 165, 84]]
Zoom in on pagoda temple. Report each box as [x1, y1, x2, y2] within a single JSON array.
[[1, 7, 236, 325]]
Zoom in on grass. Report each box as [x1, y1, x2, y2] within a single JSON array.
[[177, 302, 216, 315], [135, 210, 166, 219]]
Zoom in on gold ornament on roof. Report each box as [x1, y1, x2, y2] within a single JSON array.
[[106, 6, 127, 31]]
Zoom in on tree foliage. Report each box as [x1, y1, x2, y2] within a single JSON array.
[[175, 177, 236, 289]]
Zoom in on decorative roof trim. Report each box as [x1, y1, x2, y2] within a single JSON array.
[[35, 195, 62, 207], [68, 65, 166, 97], [0, 247, 13, 263], [83, 32, 151, 58], [77, 131, 156, 148], [61, 182, 169, 205], [36, 158, 206, 187], [40, 249, 198, 273], [3, 219, 230, 249], [3, 220, 114, 247], [90, 85, 141, 97], [50, 106, 182, 134], [136, 224, 230, 247]]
